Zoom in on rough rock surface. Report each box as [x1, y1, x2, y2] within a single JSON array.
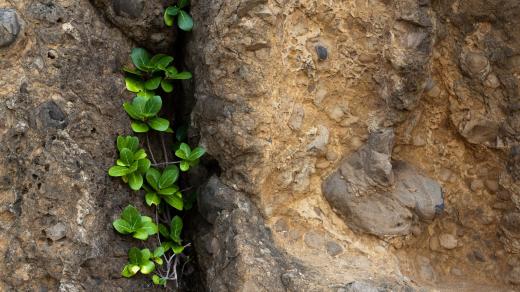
[[187, 0, 520, 291], [0, 0, 155, 290]]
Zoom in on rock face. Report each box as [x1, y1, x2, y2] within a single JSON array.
[[187, 0, 520, 291], [1, 0, 520, 291]]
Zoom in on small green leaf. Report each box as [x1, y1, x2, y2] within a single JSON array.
[[108, 165, 128, 177], [172, 244, 185, 255], [122, 66, 143, 76], [122, 264, 139, 278], [112, 219, 133, 234], [170, 216, 183, 244], [178, 10, 193, 31], [144, 95, 162, 117], [128, 247, 142, 264], [165, 66, 178, 78], [128, 173, 143, 191], [125, 77, 144, 93], [161, 241, 173, 251], [161, 79, 173, 93], [131, 48, 151, 71], [178, 0, 189, 9], [153, 246, 165, 258], [127, 160, 139, 174], [116, 160, 126, 166], [165, 6, 180, 16], [155, 56, 174, 70], [140, 248, 152, 261], [189, 147, 206, 160], [123, 103, 141, 120], [154, 257, 163, 265], [145, 192, 161, 206], [131, 121, 149, 133], [163, 194, 183, 210], [159, 224, 170, 238], [148, 117, 170, 132], [133, 149, 147, 160], [140, 220, 158, 235], [137, 89, 155, 99], [180, 143, 191, 157], [145, 77, 163, 91], [164, 11, 175, 27], [158, 166, 179, 189], [121, 205, 142, 229], [137, 158, 151, 174], [146, 168, 161, 190], [127, 136, 140, 152], [152, 275, 162, 285], [120, 148, 134, 165], [158, 186, 179, 195], [172, 71, 193, 80], [140, 260, 155, 274], [180, 161, 190, 172], [133, 229, 149, 240], [117, 136, 126, 151]]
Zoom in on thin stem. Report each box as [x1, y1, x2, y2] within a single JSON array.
[[146, 134, 157, 165], [151, 161, 181, 167], [160, 134, 169, 163]]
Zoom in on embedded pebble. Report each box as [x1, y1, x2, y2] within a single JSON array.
[[315, 45, 328, 61], [45, 222, 66, 241], [325, 241, 343, 256], [439, 233, 458, 249], [470, 180, 484, 192], [484, 180, 499, 192], [0, 9, 21, 48], [304, 232, 324, 249], [483, 73, 500, 89]]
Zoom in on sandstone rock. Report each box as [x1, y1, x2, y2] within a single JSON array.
[[0, 9, 20, 48], [45, 222, 66, 241]]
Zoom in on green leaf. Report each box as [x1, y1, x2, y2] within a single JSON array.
[[121, 205, 142, 229], [158, 166, 179, 189], [133, 149, 147, 160], [112, 219, 133, 234], [170, 216, 183, 244], [172, 244, 185, 254], [165, 6, 180, 16], [128, 247, 142, 264], [144, 95, 162, 117], [178, 10, 193, 31], [122, 264, 139, 278], [189, 147, 206, 160], [140, 220, 158, 235], [152, 275, 162, 285], [122, 66, 143, 76], [180, 161, 190, 172], [137, 158, 151, 174], [131, 121, 149, 133], [140, 248, 152, 261], [121, 136, 139, 152], [158, 186, 179, 195], [120, 148, 134, 165], [165, 66, 178, 78], [123, 103, 141, 120], [165, 127, 174, 133], [125, 77, 144, 93], [155, 56, 174, 70], [160, 79, 173, 93], [153, 246, 165, 258], [127, 160, 139, 174], [181, 143, 191, 157], [128, 173, 143, 191], [108, 165, 128, 177], [148, 117, 170, 132], [117, 136, 126, 152], [146, 168, 161, 190], [172, 71, 193, 80], [133, 229, 149, 240], [161, 241, 173, 252], [164, 11, 175, 27], [140, 215, 153, 223], [178, 0, 189, 9], [131, 48, 151, 71], [159, 224, 170, 238], [145, 192, 161, 206], [145, 77, 163, 91], [137, 89, 155, 99], [163, 194, 183, 210], [140, 260, 155, 274], [154, 257, 163, 265]]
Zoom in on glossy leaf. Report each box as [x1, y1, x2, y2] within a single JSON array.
[[131, 48, 151, 71], [145, 77, 163, 91], [178, 10, 193, 31], [158, 166, 179, 189], [170, 216, 183, 244], [113, 219, 133, 234], [148, 117, 170, 132], [145, 192, 161, 206], [108, 166, 128, 177], [128, 173, 143, 191], [161, 79, 173, 93], [163, 194, 183, 210], [146, 168, 161, 190]]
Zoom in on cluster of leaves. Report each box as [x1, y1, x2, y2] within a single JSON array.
[[164, 0, 193, 31], [108, 0, 204, 287], [108, 136, 151, 190]]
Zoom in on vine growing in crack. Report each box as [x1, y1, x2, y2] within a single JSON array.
[[108, 1, 198, 287]]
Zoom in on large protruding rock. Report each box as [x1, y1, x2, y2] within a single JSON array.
[[323, 129, 443, 237], [0, 9, 20, 48]]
